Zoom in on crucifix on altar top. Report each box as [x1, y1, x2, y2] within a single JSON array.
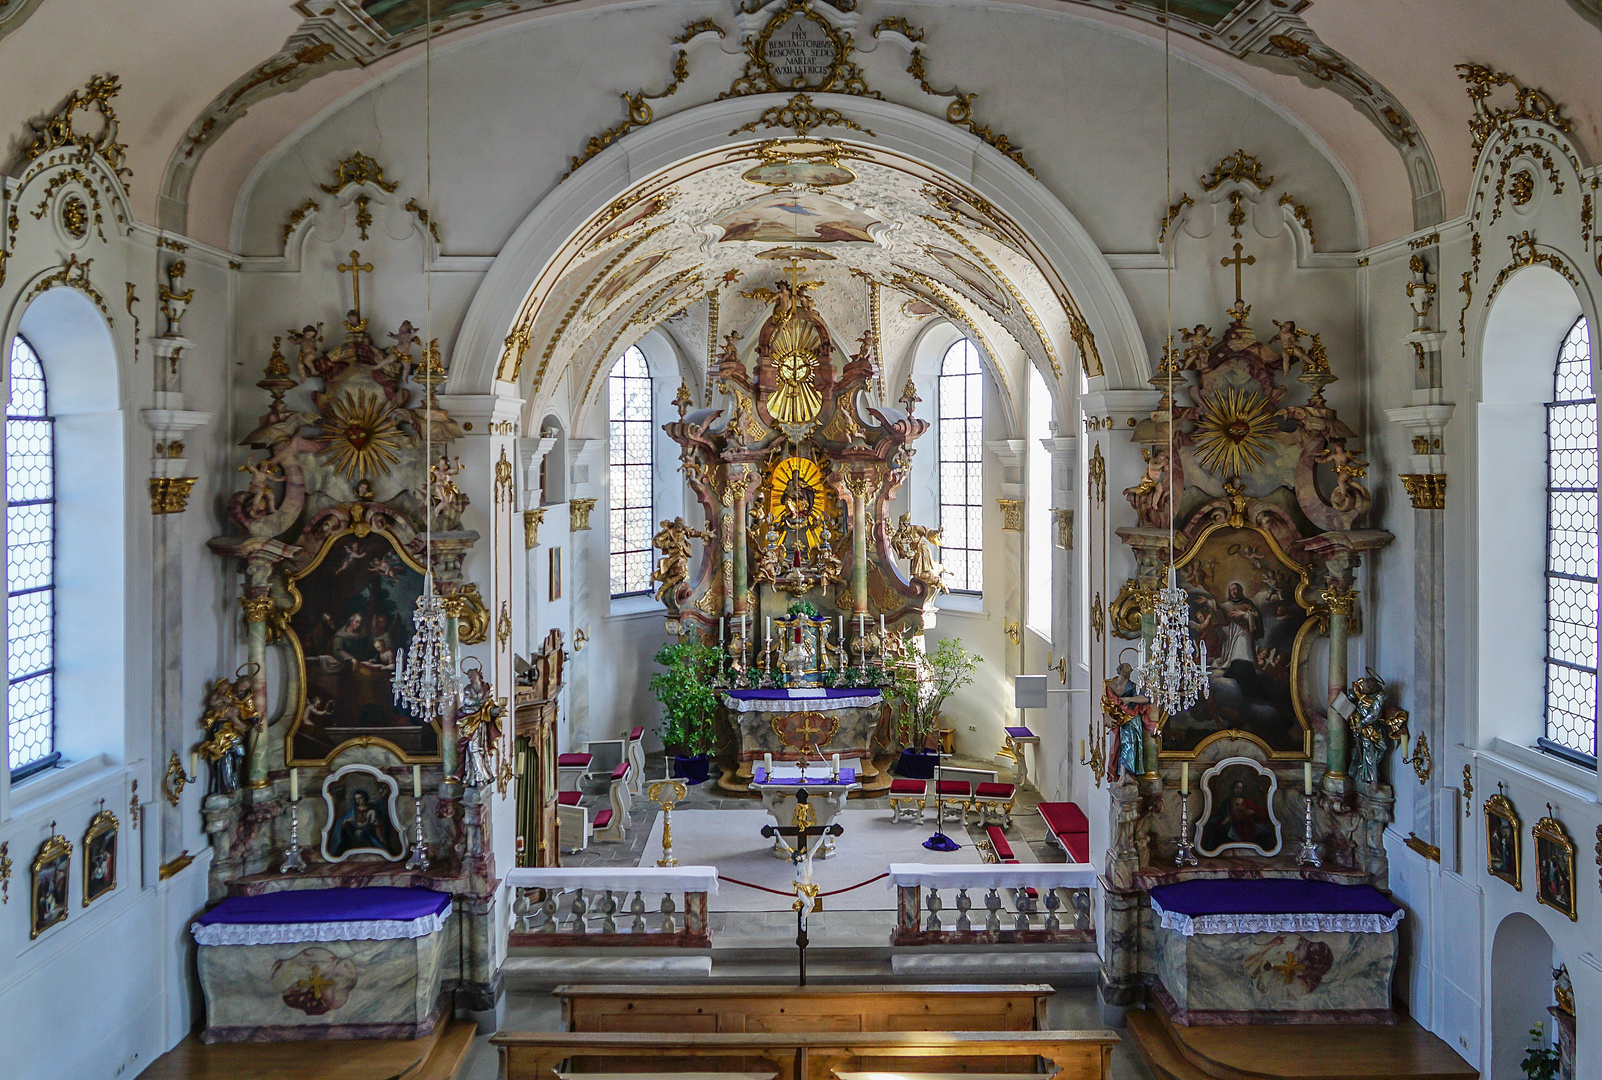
[[338, 248, 374, 333], [1220, 241, 1255, 308]]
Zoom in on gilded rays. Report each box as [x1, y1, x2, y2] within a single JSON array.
[[315, 391, 408, 479], [1192, 387, 1277, 478]]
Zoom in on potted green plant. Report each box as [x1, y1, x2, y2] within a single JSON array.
[[882, 633, 982, 778], [1521, 1025, 1561, 1080], [650, 641, 722, 784]]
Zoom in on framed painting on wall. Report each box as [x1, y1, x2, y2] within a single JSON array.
[[1534, 811, 1577, 921], [30, 831, 71, 939], [1195, 756, 1283, 858], [319, 764, 407, 863], [549, 547, 562, 601], [82, 808, 118, 907], [1484, 791, 1521, 891]]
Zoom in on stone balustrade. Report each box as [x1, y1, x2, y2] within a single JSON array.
[[505, 866, 716, 948], [888, 863, 1098, 946]]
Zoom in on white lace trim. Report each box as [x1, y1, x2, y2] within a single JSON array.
[[191, 911, 448, 946], [1150, 899, 1403, 938], [722, 693, 881, 714]]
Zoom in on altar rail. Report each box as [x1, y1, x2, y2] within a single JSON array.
[[888, 863, 1098, 946], [505, 867, 714, 948]]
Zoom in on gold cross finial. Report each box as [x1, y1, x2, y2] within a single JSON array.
[[1220, 241, 1255, 306], [337, 249, 374, 331]]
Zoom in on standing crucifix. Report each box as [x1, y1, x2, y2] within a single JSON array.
[[760, 789, 843, 987], [1220, 241, 1255, 306], [337, 249, 374, 331]]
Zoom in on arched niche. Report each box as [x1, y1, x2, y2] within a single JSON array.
[[1476, 265, 1589, 748], [1490, 912, 1561, 1080], [535, 413, 567, 506], [10, 286, 127, 765]]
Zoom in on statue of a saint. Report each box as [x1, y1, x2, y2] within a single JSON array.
[[198, 666, 259, 795], [649, 517, 706, 603], [1102, 660, 1151, 783], [891, 512, 948, 594], [1346, 669, 1408, 785]]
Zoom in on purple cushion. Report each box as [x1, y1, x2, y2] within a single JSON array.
[[610, 761, 630, 780], [593, 809, 613, 828], [629, 726, 645, 740], [936, 780, 971, 797], [1039, 801, 1089, 835], [976, 782, 1016, 799], [890, 778, 927, 794], [558, 753, 591, 767], [985, 824, 1017, 862], [1149, 880, 1402, 919], [557, 791, 581, 806], [197, 886, 450, 926], [1005, 726, 1036, 738]]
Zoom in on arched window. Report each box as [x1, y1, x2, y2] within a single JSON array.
[[6, 334, 56, 776], [608, 346, 654, 598], [938, 338, 984, 594], [1543, 315, 1598, 765]]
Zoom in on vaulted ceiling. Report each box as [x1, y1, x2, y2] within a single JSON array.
[[1, 0, 1598, 249]]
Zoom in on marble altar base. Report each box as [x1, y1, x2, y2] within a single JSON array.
[[1151, 922, 1398, 1025], [718, 691, 889, 795], [197, 929, 448, 1042]]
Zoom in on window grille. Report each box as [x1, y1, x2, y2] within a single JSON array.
[[608, 346, 654, 597], [1543, 315, 1599, 767], [938, 338, 985, 594], [6, 334, 56, 775]]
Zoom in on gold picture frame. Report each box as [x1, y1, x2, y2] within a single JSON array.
[[82, 809, 118, 907], [30, 832, 71, 939], [1484, 792, 1522, 891], [1158, 518, 1317, 761], [1534, 810, 1578, 921]]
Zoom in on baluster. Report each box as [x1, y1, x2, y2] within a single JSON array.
[[660, 892, 678, 934], [512, 889, 530, 932], [1014, 886, 1032, 932], [568, 888, 589, 932], [954, 888, 972, 932], [1072, 887, 1091, 930], [1043, 888, 1061, 931], [984, 888, 1002, 932], [600, 889, 618, 934], [924, 888, 943, 932], [540, 889, 561, 932], [630, 890, 648, 933]]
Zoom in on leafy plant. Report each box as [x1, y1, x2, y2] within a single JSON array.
[[650, 641, 722, 757], [787, 600, 820, 619], [881, 632, 982, 749], [1521, 1025, 1560, 1080]]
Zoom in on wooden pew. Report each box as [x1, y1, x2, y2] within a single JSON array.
[[493, 1030, 1119, 1080], [556, 983, 1052, 1035]]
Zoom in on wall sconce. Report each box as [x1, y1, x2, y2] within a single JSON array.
[[573, 627, 589, 652]]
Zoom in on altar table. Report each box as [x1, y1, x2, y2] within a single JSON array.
[[1147, 879, 1403, 1026], [751, 765, 861, 858], [721, 688, 886, 793], [192, 886, 451, 1042]]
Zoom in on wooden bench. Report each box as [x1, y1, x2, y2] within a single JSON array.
[[556, 983, 1052, 1035], [493, 1030, 1119, 1080]]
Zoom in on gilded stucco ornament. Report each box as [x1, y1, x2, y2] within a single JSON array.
[[569, 498, 598, 531], [24, 73, 131, 189], [523, 508, 547, 550], [1455, 64, 1572, 152], [1399, 473, 1446, 510], [149, 476, 198, 514], [997, 498, 1023, 532]]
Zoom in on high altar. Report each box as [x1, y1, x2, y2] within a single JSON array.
[[1097, 300, 1401, 1025], [657, 272, 945, 795]]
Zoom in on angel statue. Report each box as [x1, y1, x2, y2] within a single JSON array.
[[1345, 669, 1409, 786], [237, 455, 283, 520], [1123, 447, 1171, 529], [650, 517, 706, 603], [285, 322, 324, 381], [197, 664, 260, 795], [892, 512, 948, 594], [1318, 439, 1371, 518], [429, 454, 469, 531]]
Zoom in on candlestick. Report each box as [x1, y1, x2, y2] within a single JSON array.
[[1295, 788, 1321, 867], [413, 764, 422, 798], [1174, 789, 1199, 867], [289, 767, 298, 802], [405, 788, 430, 871], [1181, 762, 1189, 795], [280, 799, 307, 873]]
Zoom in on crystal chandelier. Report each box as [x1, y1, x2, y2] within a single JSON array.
[[393, 574, 460, 724], [1134, 581, 1210, 714]]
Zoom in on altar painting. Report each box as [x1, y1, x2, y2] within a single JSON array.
[[321, 765, 406, 862], [1162, 524, 1312, 757], [1196, 757, 1282, 857], [286, 529, 437, 764]]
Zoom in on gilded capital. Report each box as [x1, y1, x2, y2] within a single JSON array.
[[569, 497, 598, 530], [1051, 507, 1073, 550], [239, 595, 275, 623], [1399, 473, 1446, 510], [1320, 586, 1358, 617], [148, 476, 197, 514], [523, 507, 547, 549], [997, 498, 1023, 532]]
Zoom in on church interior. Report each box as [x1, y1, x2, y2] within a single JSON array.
[[1, 1, 1600, 1078]]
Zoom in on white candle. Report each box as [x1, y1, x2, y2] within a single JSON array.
[[880, 614, 886, 638], [832, 753, 840, 775], [190, 750, 198, 777], [1304, 762, 1313, 795], [1181, 762, 1189, 795], [764, 752, 773, 775], [858, 613, 865, 639], [838, 615, 844, 641], [766, 616, 771, 640], [289, 767, 298, 802], [413, 764, 422, 797], [1080, 738, 1086, 763], [721, 616, 726, 642]]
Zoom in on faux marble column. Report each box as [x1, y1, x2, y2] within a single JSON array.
[[731, 468, 751, 617]]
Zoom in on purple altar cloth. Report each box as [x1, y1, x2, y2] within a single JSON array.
[[192, 887, 451, 946], [753, 767, 858, 785], [1005, 726, 1036, 738], [1149, 880, 1403, 937], [197, 887, 451, 926], [728, 688, 882, 701]]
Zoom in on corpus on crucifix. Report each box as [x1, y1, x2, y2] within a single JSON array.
[[760, 789, 844, 986]]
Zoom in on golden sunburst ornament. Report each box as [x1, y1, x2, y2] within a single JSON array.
[[1192, 387, 1277, 477], [315, 391, 408, 479]]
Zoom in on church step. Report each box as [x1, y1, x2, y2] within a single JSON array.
[[409, 1019, 478, 1080], [890, 949, 1098, 984], [1126, 1010, 1213, 1080]]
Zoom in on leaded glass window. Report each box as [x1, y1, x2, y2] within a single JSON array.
[[1544, 315, 1599, 766], [938, 338, 984, 594], [608, 346, 654, 597], [6, 334, 55, 774]]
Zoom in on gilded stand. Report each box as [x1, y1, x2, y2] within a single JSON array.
[[648, 780, 688, 867]]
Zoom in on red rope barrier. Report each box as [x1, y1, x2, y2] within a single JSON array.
[[719, 871, 891, 899]]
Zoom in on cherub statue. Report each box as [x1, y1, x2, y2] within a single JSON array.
[[650, 517, 706, 603], [197, 664, 259, 795], [1345, 669, 1409, 785], [1271, 319, 1316, 372], [388, 320, 420, 361], [429, 454, 469, 531], [891, 512, 948, 594], [237, 455, 283, 520], [1123, 447, 1171, 529], [286, 323, 324, 381], [1318, 439, 1371, 517]]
